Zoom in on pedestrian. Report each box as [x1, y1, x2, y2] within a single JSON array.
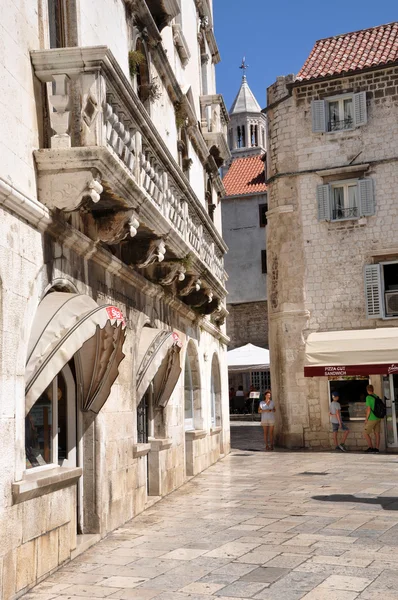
[[329, 391, 349, 452], [363, 384, 381, 453], [258, 389, 276, 451]]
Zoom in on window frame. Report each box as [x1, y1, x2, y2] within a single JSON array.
[[382, 261, 398, 319], [184, 353, 194, 431], [25, 365, 76, 473], [261, 249, 267, 274], [326, 93, 354, 132], [259, 203, 268, 228], [330, 179, 359, 222]]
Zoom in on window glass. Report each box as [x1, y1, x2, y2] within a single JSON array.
[[184, 355, 194, 420], [48, 0, 65, 49], [344, 98, 353, 124], [259, 204, 267, 227], [261, 250, 267, 274], [328, 101, 339, 127], [25, 383, 53, 468], [57, 372, 68, 463], [210, 373, 216, 426], [329, 379, 369, 421]]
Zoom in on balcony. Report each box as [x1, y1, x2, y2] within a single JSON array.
[[30, 46, 227, 316], [200, 95, 231, 167]]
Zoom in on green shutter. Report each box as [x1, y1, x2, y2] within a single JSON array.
[[364, 264, 382, 319], [359, 179, 375, 216], [312, 100, 326, 133], [354, 92, 367, 126], [317, 184, 331, 221]]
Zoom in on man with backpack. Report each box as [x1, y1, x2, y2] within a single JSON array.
[[363, 384, 386, 453]]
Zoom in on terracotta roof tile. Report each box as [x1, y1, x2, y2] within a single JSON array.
[[297, 21, 398, 82], [223, 155, 267, 197]]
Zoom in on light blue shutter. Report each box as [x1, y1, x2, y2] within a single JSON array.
[[311, 100, 327, 132], [354, 92, 367, 126], [364, 264, 383, 318], [358, 179, 375, 216], [317, 184, 331, 221]]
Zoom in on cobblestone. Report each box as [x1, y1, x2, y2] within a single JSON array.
[[21, 444, 398, 600]]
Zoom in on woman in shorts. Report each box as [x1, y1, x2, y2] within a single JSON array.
[[258, 390, 276, 451]]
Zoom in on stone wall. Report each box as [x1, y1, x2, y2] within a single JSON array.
[[266, 66, 398, 449], [226, 301, 268, 350]]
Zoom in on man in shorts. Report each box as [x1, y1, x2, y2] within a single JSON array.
[[330, 391, 350, 451], [364, 384, 381, 453]]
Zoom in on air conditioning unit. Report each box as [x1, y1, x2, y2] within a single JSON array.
[[385, 291, 398, 316]]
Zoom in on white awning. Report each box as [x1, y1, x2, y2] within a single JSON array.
[[227, 343, 270, 372], [304, 328, 398, 377], [136, 329, 183, 407], [25, 292, 126, 414]]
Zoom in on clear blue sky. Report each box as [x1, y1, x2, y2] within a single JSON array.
[[213, 1, 397, 111]]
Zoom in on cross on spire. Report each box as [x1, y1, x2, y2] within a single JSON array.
[[239, 57, 248, 80]]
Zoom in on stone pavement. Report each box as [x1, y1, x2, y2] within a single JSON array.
[[22, 445, 398, 600]]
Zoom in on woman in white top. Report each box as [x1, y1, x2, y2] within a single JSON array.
[[258, 390, 276, 451]]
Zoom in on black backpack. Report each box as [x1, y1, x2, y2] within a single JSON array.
[[370, 394, 387, 419]]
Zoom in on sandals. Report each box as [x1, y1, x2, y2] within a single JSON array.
[[265, 445, 270, 451]]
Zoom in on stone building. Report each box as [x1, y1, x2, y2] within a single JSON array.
[[222, 70, 268, 353], [0, 1, 230, 596], [266, 22, 398, 449]]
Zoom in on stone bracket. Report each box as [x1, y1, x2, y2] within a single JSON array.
[[36, 166, 103, 212], [87, 209, 140, 244]]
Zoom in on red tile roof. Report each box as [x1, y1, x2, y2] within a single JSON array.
[[297, 21, 398, 82], [223, 155, 267, 197]]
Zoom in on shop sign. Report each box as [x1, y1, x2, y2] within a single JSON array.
[[304, 363, 398, 377], [106, 306, 125, 324]]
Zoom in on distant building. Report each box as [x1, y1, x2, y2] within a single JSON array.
[[222, 66, 269, 391], [266, 22, 398, 449]]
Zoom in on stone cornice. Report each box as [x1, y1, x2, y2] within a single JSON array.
[[0, 176, 51, 229]]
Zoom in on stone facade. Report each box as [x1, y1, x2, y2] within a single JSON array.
[[0, 1, 230, 597], [226, 301, 269, 350], [267, 57, 398, 448]]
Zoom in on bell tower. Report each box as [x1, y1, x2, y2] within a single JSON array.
[[228, 58, 267, 159]]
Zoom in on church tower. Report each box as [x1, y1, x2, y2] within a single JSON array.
[[228, 59, 267, 159]]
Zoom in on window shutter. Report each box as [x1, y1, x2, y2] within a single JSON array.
[[364, 264, 383, 319], [317, 184, 331, 221], [354, 92, 367, 126], [358, 179, 375, 216], [311, 100, 326, 132]]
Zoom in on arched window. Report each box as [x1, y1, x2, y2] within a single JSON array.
[[184, 342, 202, 430], [250, 124, 258, 147], [210, 354, 222, 428], [237, 126, 245, 148], [25, 363, 76, 469]]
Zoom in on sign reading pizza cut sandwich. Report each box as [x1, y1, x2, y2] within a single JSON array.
[[304, 364, 398, 377]]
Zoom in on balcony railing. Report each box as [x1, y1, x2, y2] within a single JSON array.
[[332, 206, 358, 220], [328, 117, 353, 132], [30, 46, 227, 295]]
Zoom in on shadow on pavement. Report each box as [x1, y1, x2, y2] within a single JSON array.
[[230, 423, 265, 451], [312, 494, 398, 511]]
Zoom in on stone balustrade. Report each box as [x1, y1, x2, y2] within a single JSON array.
[[31, 46, 227, 292]]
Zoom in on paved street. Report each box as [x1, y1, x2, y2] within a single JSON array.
[[23, 436, 398, 600]]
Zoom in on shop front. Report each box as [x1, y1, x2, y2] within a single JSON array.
[[304, 327, 398, 450]]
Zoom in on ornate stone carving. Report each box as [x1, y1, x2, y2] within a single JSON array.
[[87, 210, 140, 244], [37, 168, 103, 212], [178, 276, 202, 296], [158, 262, 186, 286], [136, 239, 166, 268]]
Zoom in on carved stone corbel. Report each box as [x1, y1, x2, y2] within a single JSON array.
[[36, 167, 103, 212], [178, 276, 202, 297], [158, 262, 186, 286], [136, 239, 166, 268], [87, 210, 140, 244]]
